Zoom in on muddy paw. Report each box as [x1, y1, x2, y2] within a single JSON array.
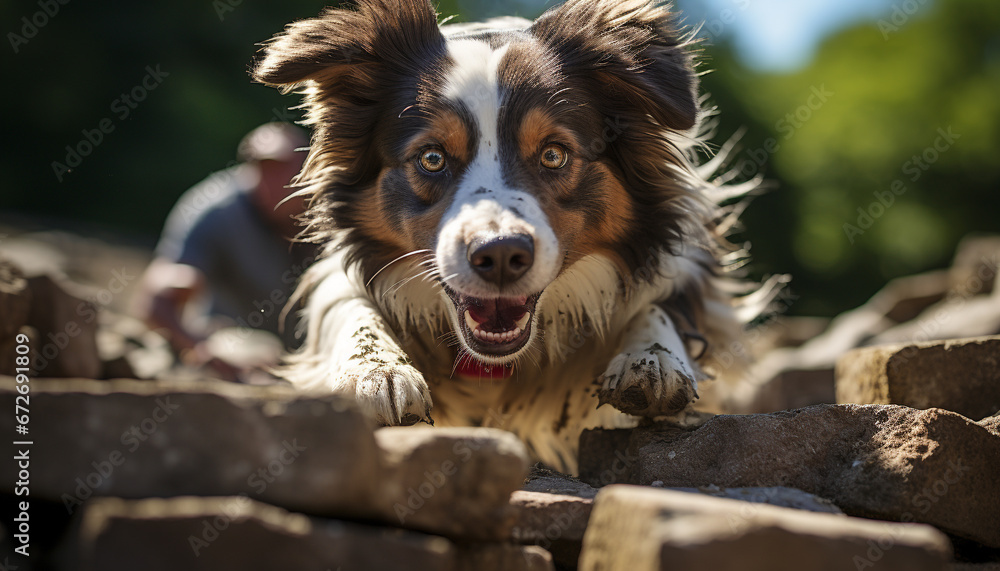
[[344, 363, 434, 426], [597, 343, 697, 417]]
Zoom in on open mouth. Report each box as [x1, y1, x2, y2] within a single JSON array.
[[445, 287, 540, 360]]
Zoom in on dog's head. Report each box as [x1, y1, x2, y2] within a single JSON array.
[[255, 0, 702, 366]]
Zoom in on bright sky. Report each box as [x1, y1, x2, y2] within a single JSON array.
[[500, 0, 924, 73], [680, 0, 908, 71]]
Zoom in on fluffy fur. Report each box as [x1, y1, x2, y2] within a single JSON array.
[[253, 0, 783, 473]]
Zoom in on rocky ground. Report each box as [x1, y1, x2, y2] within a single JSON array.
[[0, 230, 998, 570]]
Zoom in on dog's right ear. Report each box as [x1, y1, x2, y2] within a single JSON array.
[[530, 0, 699, 132], [252, 0, 444, 90]]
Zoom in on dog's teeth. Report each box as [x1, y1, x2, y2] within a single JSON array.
[[465, 310, 480, 331], [470, 323, 525, 345], [515, 313, 530, 331]]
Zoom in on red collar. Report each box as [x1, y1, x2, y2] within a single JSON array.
[[455, 357, 514, 380]]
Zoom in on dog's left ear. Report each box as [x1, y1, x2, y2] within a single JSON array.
[[531, 0, 698, 131], [252, 0, 444, 91]]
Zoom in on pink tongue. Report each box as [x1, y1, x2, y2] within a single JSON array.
[[456, 357, 513, 379]]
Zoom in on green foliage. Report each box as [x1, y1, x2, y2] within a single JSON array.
[[702, 0, 1000, 314]]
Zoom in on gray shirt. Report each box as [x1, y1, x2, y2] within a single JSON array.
[[156, 164, 314, 348]]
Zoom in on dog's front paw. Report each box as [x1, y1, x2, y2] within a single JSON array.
[[344, 363, 434, 426], [597, 343, 698, 417]]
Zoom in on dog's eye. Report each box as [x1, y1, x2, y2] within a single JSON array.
[[540, 144, 568, 169], [418, 148, 446, 173]]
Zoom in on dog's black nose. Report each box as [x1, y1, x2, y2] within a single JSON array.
[[468, 234, 534, 286]]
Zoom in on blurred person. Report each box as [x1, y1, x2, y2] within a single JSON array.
[[134, 123, 316, 380]]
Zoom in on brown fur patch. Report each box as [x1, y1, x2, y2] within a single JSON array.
[[571, 162, 633, 253], [515, 109, 635, 271], [404, 111, 472, 164], [517, 108, 563, 161]]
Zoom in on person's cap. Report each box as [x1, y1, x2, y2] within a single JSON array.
[[237, 122, 309, 162]]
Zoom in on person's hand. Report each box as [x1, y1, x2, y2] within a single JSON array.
[[180, 341, 243, 382]]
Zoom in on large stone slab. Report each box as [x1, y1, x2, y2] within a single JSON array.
[[68, 496, 456, 571], [664, 485, 843, 515], [24, 274, 102, 379], [0, 378, 382, 519], [67, 496, 552, 571], [511, 465, 842, 568], [579, 404, 1000, 548], [510, 490, 593, 569], [578, 485, 951, 571], [836, 336, 1000, 420], [374, 427, 530, 541], [455, 543, 554, 571]]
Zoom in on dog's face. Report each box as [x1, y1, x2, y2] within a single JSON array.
[[255, 0, 699, 365]]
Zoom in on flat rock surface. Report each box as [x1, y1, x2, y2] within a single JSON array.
[[510, 490, 592, 569], [837, 336, 1000, 420], [578, 485, 951, 571], [455, 543, 554, 571], [0, 378, 382, 519], [374, 426, 530, 541], [579, 404, 1000, 548], [523, 464, 599, 499], [664, 485, 843, 514], [69, 496, 456, 571]]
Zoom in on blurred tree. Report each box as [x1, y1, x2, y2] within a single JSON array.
[[698, 0, 1000, 314]]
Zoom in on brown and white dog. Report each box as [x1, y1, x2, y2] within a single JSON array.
[[253, 0, 783, 472]]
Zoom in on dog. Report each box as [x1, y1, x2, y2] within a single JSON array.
[[253, 0, 783, 473]]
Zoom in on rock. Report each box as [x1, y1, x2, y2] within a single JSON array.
[[523, 464, 599, 499], [869, 294, 1000, 346], [978, 413, 1000, 437], [0, 378, 382, 519], [204, 327, 284, 370], [579, 404, 1000, 548], [510, 490, 593, 569], [0, 258, 31, 364], [67, 496, 456, 571], [879, 271, 951, 324], [948, 234, 1000, 296], [513, 465, 842, 567], [1, 230, 150, 314], [727, 368, 836, 414], [374, 426, 530, 541], [753, 316, 833, 353], [716, 268, 962, 415], [836, 336, 1000, 420], [455, 543, 554, 571], [666, 485, 843, 515], [577, 485, 951, 571], [96, 312, 173, 380], [24, 274, 102, 379]]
